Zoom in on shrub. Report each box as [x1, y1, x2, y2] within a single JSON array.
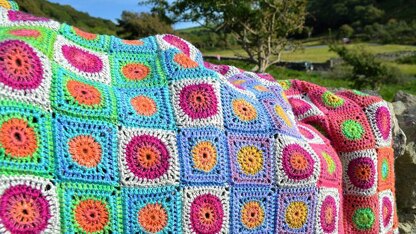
[[329, 44, 400, 90]]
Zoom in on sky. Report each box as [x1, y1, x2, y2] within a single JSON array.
[[48, 0, 197, 29]]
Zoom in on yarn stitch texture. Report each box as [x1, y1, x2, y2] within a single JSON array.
[[0, 1, 398, 233]]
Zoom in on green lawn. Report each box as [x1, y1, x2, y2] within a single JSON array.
[[203, 43, 416, 62], [202, 43, 416, 75]]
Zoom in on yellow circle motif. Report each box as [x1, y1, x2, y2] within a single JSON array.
[[241, 201, 265, 229], [322, 152, 336, 174], [191, 141, 217, 172], [237, 146, 263, 175], [274, 105, 293, 127], [285, 201, 308, 229], [232, 99, 257, 122], [0, 0, 11, 9]]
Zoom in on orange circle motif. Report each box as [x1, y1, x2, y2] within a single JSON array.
[[290, 152, 308, 171], [354, 164, 372, 181], [74, 199, 109, 233], [66, 80, 102, 106], [174, 53, 198, 68], [130, 96, 157, 116], [73, 27, 97, 40], [68, 135, 102, 168], [0, 118, 38, 158], [138, 203, 168, 233], [241, 201, 265, 229], [122, 63, 150, 81], [232, 99, 257, 122], [191, 141, 217, 172], [136, 143, 162, 169], [122, 39, 144, 45]]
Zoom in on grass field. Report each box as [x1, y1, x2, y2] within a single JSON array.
[[203, 43, 416, 61]]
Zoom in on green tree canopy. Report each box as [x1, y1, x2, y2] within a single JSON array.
[[143, 0, 307, 72], [117, 11, 174, 39]]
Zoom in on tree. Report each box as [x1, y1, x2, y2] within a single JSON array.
[[307, 0, 384, 34], [117, 11, 173, 39], [142, 0, 307, 72]]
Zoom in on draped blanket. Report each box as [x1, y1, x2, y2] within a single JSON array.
[[0, 1, 398, 233]]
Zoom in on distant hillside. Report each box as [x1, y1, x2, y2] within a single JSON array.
[[14, 0, 118, 35]]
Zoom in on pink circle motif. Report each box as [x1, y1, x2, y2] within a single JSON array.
[[381, 196, 393, 227], [375, 106, 391, 140], [289, 98, 312, 117], [282, 144, 315, 180], [8, 11, 50, 22], [125, 134, 170, 180], [204, 62, 229, 75], [0, 40, 43, 90], [0, 185, 51, 233], [347, 157, 376, 189], [257, 73, 275, 82], [299, 126, 314, 140], [163, 34, 190, 56], [179, 83, 218, 119], [320, 195, 337, 233], [61, 45, 103, 73], [190, 194, 224, 234]]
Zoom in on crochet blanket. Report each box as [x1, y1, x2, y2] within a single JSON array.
[[0, 1, 398, 233]]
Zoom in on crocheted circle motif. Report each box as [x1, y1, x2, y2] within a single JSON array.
[[68, 135, 102, 168], [341, 120, 365, 140], [190, 193, 224, 234], [61, 45, 103, 73], [232, 99, 257, 122], [275, 105, 292, 127], [352, 207, 375, 230], [237, 146, 263, 175], [282, 144, 314, 180], [122, 39, 144, 45], [0, 0, 11, 9], [73, 27, 97, 40], [74, 199, 109, 233], [174, 53, 198, 68], [8, 29, 41, 38], [322, 91, 344, 108], [0, 185, 51, 233], [241, 201, 265, 229], [285, 201, 308, 229], [163, 34, 190, 56], [322, 152, 336, 175], [192, 141, 217, 172], [320, 195, 337, 232], [66, 80, 102, 106], [289, 98, 312, 117], [8, 11, 50, 22], [381, 196, 393, 228], [131, 95, 157, 116], [381, 158, 389, 180], [179, 83, 218, 119], [122, 63, 150, 81], [375, 106, 391, 140], [347, 157, 376, 189], [0, 118, 38, 158], [138, 203, 168, 233], [0, 40, 43, 90], [125, 134, 170, 180], [278, 80, 291, 90]]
